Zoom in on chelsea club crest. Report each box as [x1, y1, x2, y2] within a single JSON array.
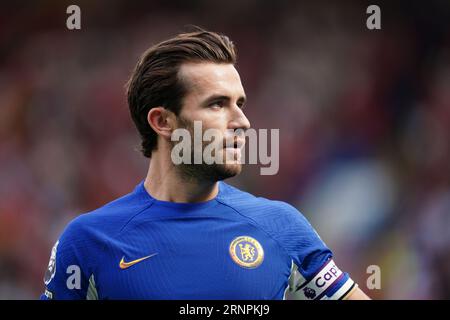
[[229, 236, 264, 268]]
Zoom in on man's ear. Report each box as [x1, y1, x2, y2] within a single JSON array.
[[147, 107, 176, 140]]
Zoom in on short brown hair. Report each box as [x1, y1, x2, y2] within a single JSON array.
[[126, 28, 237, 158]]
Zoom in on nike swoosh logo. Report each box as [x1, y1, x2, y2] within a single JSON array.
[[119, 253, 158, 269]]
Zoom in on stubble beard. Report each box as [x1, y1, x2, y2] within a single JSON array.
[[171, 116, 242, 183]]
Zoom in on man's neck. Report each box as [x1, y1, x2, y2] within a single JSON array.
[[143, 152, 219, 203]]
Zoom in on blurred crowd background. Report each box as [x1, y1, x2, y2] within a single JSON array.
[[0, 0, 449, 299]]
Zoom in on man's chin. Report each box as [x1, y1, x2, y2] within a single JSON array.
[[214, 163, 242, 181], [177, 162, 242, 182]]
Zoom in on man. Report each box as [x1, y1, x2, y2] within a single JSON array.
[[41, 29, 370, 300]]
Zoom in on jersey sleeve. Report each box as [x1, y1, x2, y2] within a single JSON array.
[[40, 216, 98, 300], [272, 202, 357, 300]]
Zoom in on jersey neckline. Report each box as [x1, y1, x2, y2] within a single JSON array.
[[135, 180, 223, 210]]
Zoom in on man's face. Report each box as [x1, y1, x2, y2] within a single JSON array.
[[173, 62, 251, 182]]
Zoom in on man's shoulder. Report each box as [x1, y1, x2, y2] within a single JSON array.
[[60, 184, 153, 244], [218, 182, 307, 229]]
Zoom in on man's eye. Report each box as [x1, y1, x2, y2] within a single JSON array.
[[209, 101, 224, 108]]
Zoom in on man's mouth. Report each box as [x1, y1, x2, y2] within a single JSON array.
[[224, 138, 245, 149]]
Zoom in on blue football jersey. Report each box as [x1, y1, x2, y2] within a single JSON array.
[[41, 181, 356, 300]]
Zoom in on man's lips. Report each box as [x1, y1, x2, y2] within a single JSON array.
[[224, 138, 245, 148]]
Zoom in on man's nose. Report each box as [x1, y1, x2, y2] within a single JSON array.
[[229, 105, 251, 130]]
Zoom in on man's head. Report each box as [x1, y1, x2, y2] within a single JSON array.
[[127, 28, 250, 181]]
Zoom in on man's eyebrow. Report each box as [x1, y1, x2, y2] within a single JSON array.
[[202, 94, 247, 105]]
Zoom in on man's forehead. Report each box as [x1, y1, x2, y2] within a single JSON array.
[[178, 62, 244, 97]]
